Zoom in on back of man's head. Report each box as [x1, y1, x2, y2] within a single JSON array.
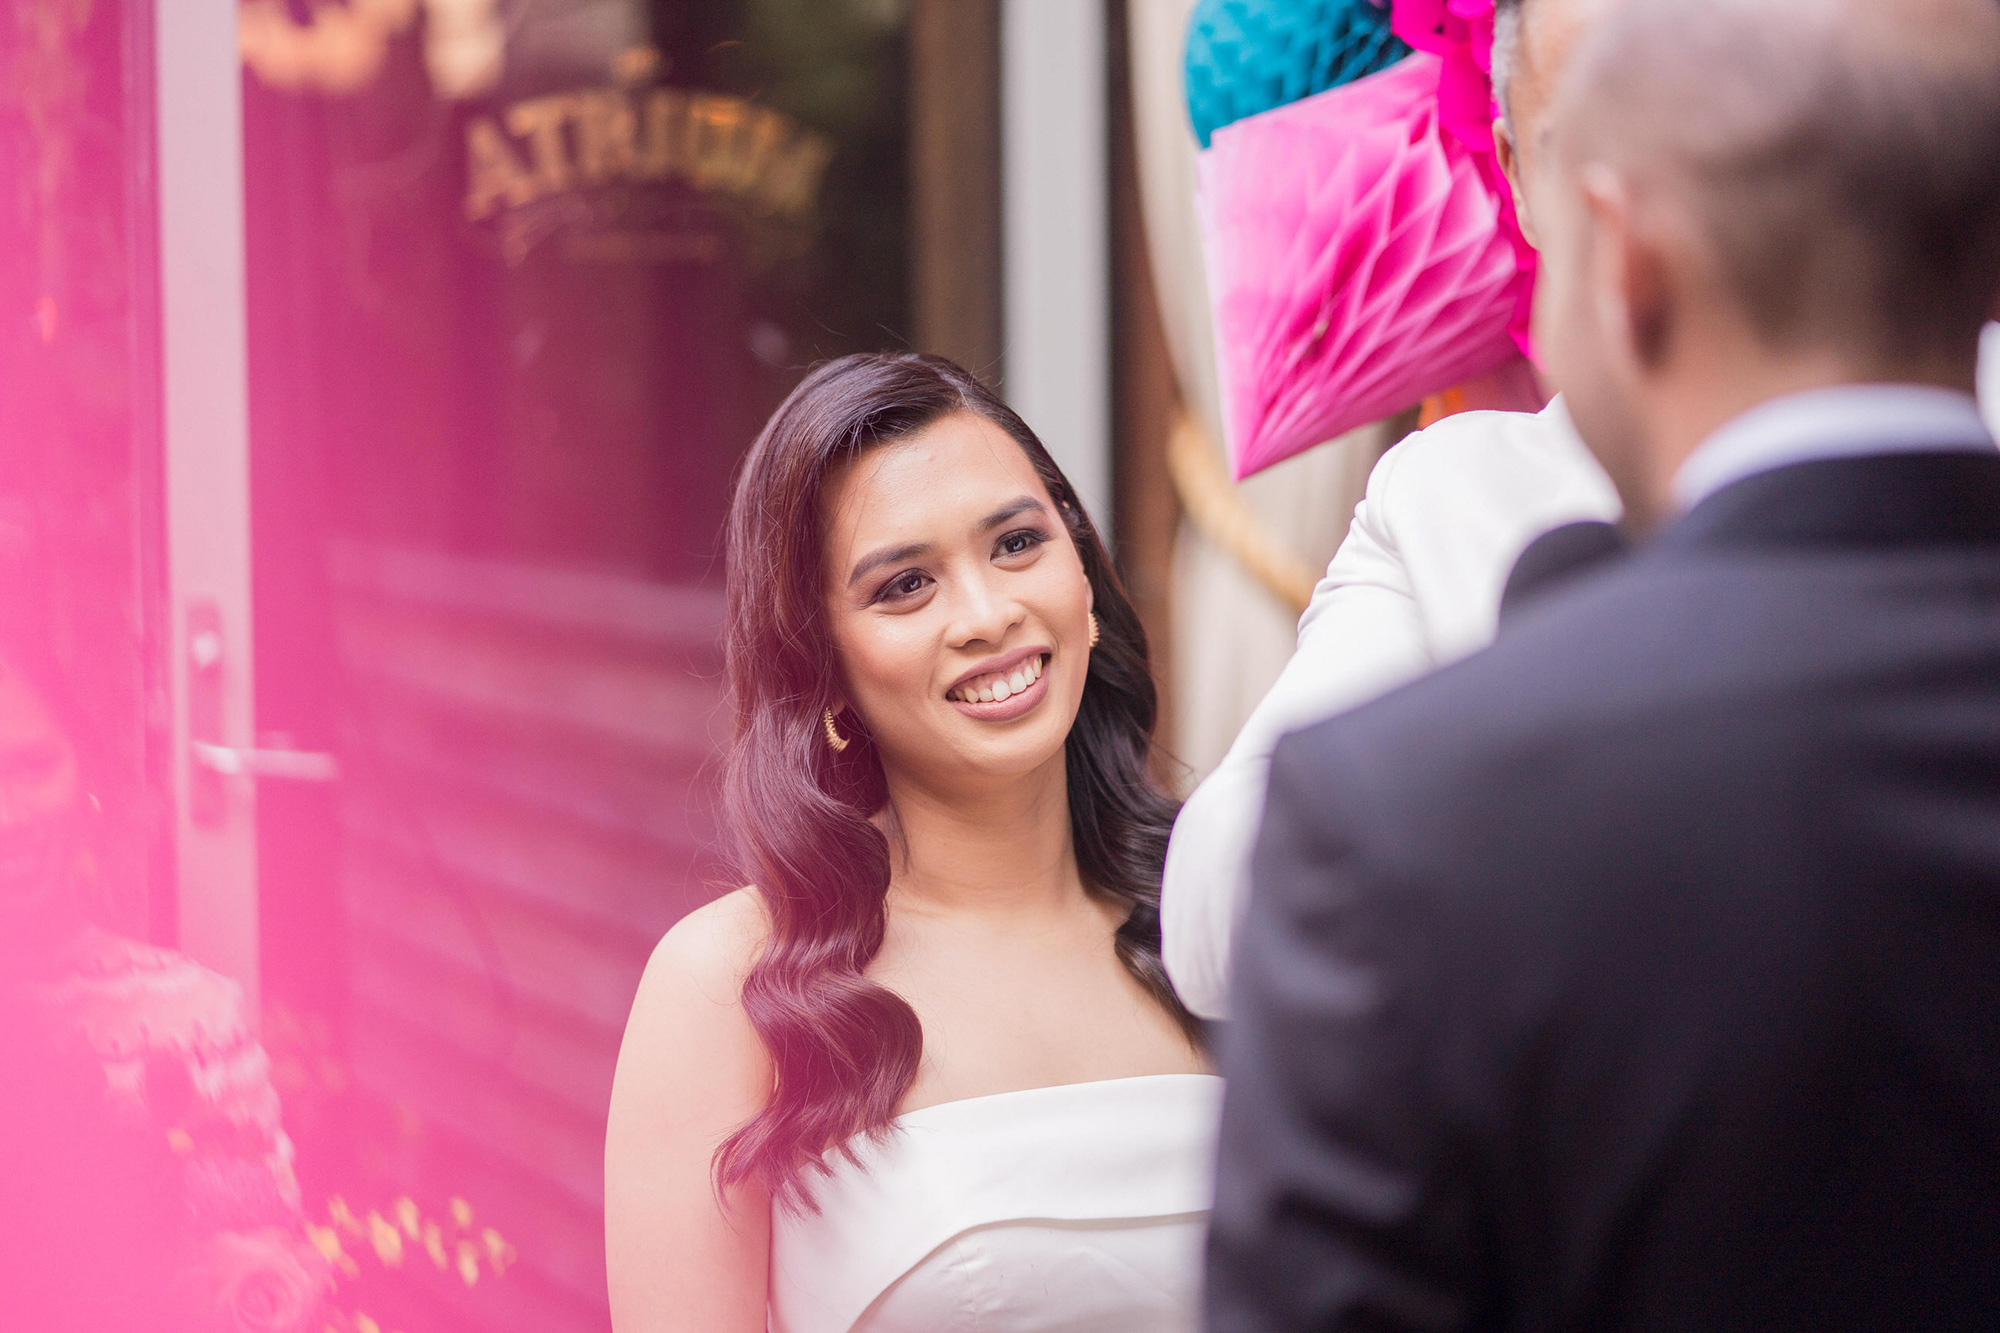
[[1535, 0, 2000, 524], [1566, 0, 2000, 368]]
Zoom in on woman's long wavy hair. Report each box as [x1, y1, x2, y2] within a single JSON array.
[[714, 352, 1196, 1207]]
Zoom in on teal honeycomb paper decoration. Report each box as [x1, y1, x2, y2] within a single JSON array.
[[1185, 0, 1410, 148]]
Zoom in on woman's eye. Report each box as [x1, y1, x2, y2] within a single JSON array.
[[996, 529, 1046, 558], [879, 571, 931, 602]]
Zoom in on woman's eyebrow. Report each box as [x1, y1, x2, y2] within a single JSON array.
[[844, 498, 1047, 589], [979, 496, 1047, 531], [847, 541, 932, 589]]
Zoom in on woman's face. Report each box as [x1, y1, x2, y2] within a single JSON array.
[[821, 411, 1094, 792]]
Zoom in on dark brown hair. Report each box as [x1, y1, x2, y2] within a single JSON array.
[[713, 353, 1194, 1206]]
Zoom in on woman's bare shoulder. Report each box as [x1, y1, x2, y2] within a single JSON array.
[[615, 888, 772, 1120], [637, 886, 771, 1012], [606, 890, 772, 1331]]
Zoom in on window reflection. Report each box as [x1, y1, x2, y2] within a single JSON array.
[[242, 4, 916, 1330]]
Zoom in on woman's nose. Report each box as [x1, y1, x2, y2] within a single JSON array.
[[948, 574, 1024, 646]]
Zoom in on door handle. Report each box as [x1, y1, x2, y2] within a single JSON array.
[[191, 741, 339, 782], [187, 600, 341, 827]]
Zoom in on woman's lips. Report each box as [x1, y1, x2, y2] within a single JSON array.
[[947, 652, 1052, 722]]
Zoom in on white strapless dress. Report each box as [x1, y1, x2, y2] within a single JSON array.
[[769, 1073, 1223, 1333]]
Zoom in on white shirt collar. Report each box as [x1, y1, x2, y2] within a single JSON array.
[[1673, 384, 1995, 513]]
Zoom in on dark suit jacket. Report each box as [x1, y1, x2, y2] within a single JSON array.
[[1208, 450, 2000, 1332]]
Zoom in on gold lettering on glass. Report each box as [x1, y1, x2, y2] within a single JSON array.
[[461, 87, 836, 231]]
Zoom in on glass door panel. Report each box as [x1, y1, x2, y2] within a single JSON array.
[[240, 4, 917, 1330], [0, 0, 170, 949]]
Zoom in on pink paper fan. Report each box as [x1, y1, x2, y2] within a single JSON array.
[[1198, 52, 1531, 480]]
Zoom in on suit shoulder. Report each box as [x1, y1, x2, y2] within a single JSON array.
[[1363, 407, 1616, 544], [1275, 559, 1720, 815], [1375, 406, 1583, 487]]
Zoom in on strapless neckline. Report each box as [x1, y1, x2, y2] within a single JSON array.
[[769, 1072, 1223, 1332], [894, 1071, 1222, 1122]]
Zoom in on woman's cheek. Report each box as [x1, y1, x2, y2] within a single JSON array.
[[1017, 551, 1083, 613], [851, 615, 938, 713]]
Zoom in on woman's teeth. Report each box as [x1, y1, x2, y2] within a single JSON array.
[[949, 654, 1046, 704]]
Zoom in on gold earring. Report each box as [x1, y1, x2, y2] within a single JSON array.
[[822, 707, 850, 754], [1088, 612, 1100, 648]]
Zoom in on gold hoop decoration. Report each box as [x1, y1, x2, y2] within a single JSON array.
[[822, 707, 851, 754], [1088, 612, 1101, 648]]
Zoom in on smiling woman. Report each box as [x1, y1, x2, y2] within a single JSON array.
[[604, 353, 1215, 1333], [820, 414, 1093, 779]]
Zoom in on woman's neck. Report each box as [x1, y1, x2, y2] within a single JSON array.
[[878, 752, 1083, 918]]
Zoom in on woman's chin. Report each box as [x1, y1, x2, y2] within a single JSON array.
[[918, 699, 1079, 780], [948, 738, 1070, 784]]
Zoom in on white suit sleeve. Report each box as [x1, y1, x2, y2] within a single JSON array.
[[1980, 323, 2000, 439], [1161, 447, 1438, 1019]]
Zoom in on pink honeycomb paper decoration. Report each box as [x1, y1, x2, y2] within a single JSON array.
[[1198, 51, 1532, 479]]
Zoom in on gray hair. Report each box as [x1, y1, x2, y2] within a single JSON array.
[[1491, 0, 1525, 122]]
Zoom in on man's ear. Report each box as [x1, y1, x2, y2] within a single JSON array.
[[1581, 166, 1671, 374], [1494, 117, 1540, 250]]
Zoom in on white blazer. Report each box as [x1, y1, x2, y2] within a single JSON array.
[[1163, 328, 2000, 1022], [1160, 398, 1619, 1019]]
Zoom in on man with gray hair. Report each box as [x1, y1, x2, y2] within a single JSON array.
[[1207, 0, 2000, 1327]]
